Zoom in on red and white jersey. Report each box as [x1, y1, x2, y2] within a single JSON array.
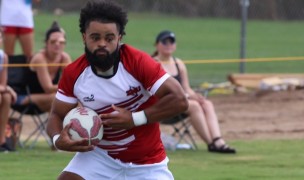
[[56, 44, 170, 164]]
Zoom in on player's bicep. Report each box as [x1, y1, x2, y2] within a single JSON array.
[[155, 76, 185, 99]]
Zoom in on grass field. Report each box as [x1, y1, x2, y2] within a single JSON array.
[[5, 12, 304, 180], [18, 12, 304, 86], [1, 139, 304, 180]]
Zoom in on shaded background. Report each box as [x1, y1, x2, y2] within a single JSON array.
[[35, 0, 304, 20]]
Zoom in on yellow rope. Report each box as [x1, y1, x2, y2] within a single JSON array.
[[0, 63, 69, 67], [184, 56, 304, 64], [1, 56, 304, 67]]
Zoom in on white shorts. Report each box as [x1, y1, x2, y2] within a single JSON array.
[[63, 148, 174, 180]]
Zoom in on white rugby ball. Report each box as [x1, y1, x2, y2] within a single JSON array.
[[63, 107, 103, 145]]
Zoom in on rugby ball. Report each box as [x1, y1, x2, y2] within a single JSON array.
[[63, 107, 103, 145]]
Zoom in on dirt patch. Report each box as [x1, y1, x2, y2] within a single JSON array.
[[160, 89, 304, 144], [211, 90, 304, 140]]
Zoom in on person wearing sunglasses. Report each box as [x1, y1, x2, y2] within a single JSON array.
[[153, 30, 236, 154], [15, 21, 71, 113]]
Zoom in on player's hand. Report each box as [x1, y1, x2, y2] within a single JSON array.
[[100, 105, 134, 129], [55, 123, 94, 152]]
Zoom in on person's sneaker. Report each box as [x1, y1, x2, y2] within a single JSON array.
[[0, 146, 8, 153], [0, 143, 15, 152]]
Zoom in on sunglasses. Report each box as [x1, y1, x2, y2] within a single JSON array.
[[49, 39, 66, 45], [160, 38, 175, 45]]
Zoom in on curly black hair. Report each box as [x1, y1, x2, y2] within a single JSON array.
[[79, 0, 128, 36]]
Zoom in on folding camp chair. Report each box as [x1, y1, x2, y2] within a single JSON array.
[[7, 55, 52, 149], [162, 113, 198, 150]]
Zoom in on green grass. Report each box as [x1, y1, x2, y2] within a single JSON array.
[[169, 139, 304, 180], [4, 13, 303, 179], [19, 12, 303, 86], [1, 139, 303, 180]]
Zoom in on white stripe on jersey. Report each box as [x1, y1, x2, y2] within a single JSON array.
[[99, 135, 135, 146], [150, 73, 171, 94], [103, 129, 126, 135], [56, 91, 78, 104]]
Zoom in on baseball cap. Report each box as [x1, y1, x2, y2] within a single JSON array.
[[155, 30, 176, 44]]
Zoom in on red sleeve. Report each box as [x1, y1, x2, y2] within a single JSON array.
[[120, 45, 166, 90], [57, 55, 89, 100]]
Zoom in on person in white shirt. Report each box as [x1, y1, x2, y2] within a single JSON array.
[[0, 0, 40, 61], [46, 1, 188, 179]]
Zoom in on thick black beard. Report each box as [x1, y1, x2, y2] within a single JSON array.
[[85, 45, 119, 72]]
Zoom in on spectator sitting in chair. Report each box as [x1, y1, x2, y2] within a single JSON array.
[[152, 30, 236, 154], [14, 21, 72, 112], [0, 31, 17, 152]]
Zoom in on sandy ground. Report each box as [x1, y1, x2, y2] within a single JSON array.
[[213, 90, 304, 141], [160, 89, 304, 145], [20, 90, 304, 145]]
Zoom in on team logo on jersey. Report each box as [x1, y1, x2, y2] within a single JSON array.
[[83, 94, 95, 102], [126, 86, 141, 96]]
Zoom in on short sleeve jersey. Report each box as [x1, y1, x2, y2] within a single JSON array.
[[56, 44, 170, 164]]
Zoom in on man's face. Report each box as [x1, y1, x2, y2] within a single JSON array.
[[82, 21, 121, 71]]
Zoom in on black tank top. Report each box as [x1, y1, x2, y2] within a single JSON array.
[[172, 57, 182, 84], [28, 69, 61, 93], [28, 53, 64, 93]]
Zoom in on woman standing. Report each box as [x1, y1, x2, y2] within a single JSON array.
[[0, 0, 40, 61]]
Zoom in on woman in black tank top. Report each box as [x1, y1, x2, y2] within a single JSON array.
[[15, 21, 72, 112], [153, 30, 236, 154]]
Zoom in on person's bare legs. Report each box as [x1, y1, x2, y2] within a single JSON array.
[[3, 34, 17, 56], [19, 33, 34, 61], [187, 99, 212, 144], [200, 99, 226, 146], [21, 93, 55, 112], [201, 99, 236, 153], [0, 93, 12, 144]]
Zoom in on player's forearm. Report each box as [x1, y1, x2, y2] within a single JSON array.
[[144, 93, 188, 124], [46, 113, 64, 138]]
